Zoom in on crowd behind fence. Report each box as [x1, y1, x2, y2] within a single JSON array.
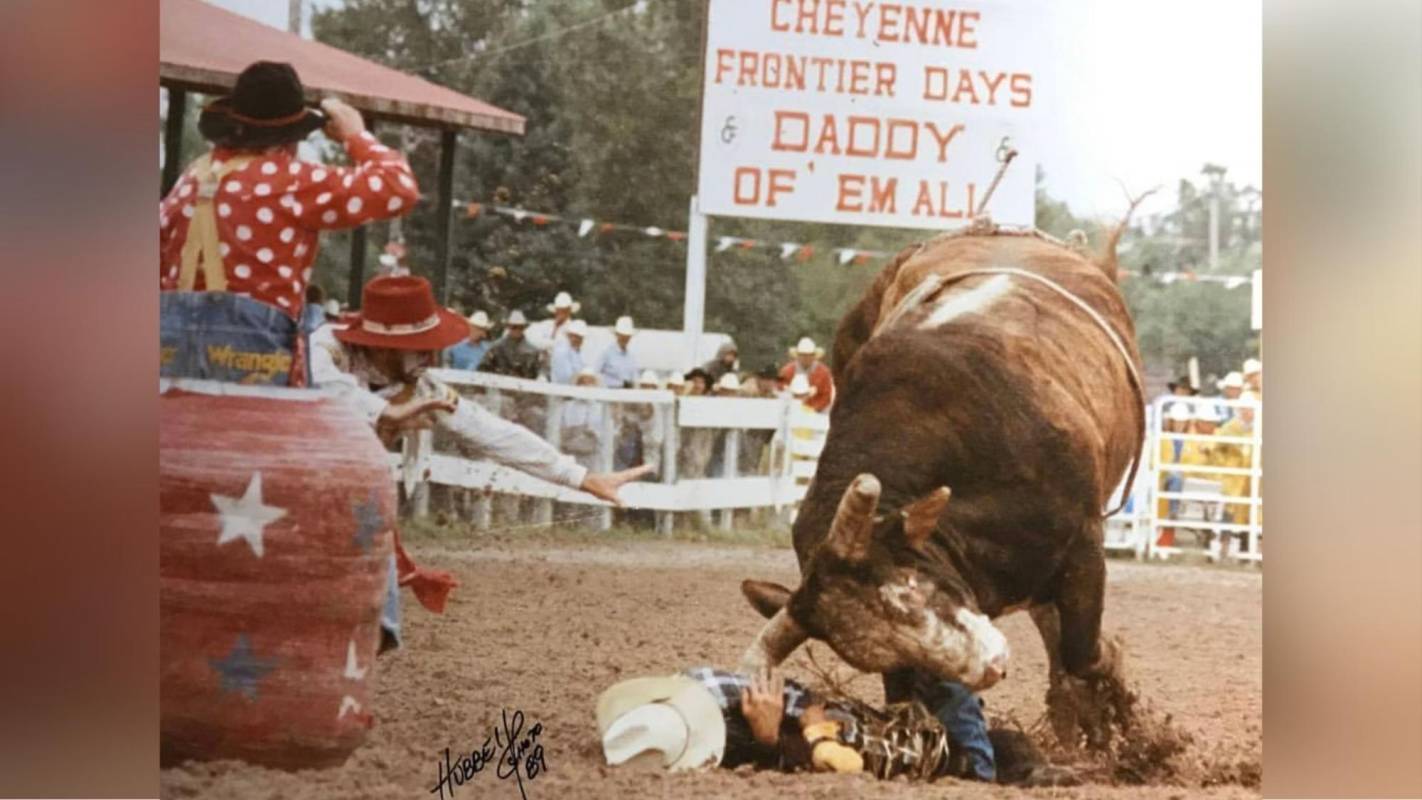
[[396, 368, 829, 533], [1104, 395, 1264, 564], [395, 371, 1262, 563]]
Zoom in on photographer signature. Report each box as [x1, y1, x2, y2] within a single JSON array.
[[429, 708, 547, 800]]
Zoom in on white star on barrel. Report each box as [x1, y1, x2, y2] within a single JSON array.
[[210, 471, 287, 557]]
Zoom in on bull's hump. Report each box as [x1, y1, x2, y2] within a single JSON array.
[[915, 273, 1015, 330]]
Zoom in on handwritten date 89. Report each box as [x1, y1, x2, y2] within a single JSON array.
[[430, 708, 546, 800]]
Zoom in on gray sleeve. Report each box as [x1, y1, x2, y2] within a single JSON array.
[[437, 394, 589, 489]]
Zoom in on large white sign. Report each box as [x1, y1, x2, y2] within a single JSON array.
[[697, 0, 1042, 229]]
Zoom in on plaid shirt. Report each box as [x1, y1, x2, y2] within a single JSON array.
[[682, 667, 813, 719]]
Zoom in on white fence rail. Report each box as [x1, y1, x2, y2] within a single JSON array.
[[397, 368, 830, 532], [397, 371, 1262, 562]]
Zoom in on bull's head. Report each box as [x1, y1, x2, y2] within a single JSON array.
[[740, 474, 1010, 690]]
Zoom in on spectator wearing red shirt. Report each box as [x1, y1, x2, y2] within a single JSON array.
[[779, 337, 835, 413], [159, 61, 419, 385]]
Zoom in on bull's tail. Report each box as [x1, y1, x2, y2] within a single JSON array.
[[1095, 184, 1160, 283]]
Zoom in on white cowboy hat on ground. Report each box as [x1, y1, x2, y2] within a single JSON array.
[[614, 316, 637, 336], [716, 373, 741, 393], [506, 309, 529, 326], [467, 310, 491, 329], [638, 369, 660, 388], [1217, 371, 1244, 390], [1242, 358, 1262, 375], [596, 676, 725, 771], [547, 291, 581, 314], [788, 373, 812, 397], [566, 319, 589, 338], [789, 337, 824, 358]]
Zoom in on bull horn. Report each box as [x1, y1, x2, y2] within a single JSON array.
[[738, 608, 808, 672], [903, 486, 951, 548], [826, 473, 881, 562]]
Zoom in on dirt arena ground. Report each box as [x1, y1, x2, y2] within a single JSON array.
[[161, 531, 1261, 799]]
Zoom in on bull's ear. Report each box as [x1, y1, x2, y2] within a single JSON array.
[[902, 486, 951, 549], [741, 579, 793, 620], [826, 473, 881, 563]]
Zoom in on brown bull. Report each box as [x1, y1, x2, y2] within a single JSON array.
[[741, 222, 1144, 743]]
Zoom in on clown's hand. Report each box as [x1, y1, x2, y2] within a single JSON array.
[[376, 397, 455, 445]]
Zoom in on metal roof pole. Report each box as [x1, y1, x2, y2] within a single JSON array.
[[346, 115, 376, 308], [162, 87, 188, 197], [434, 129, 458, 304]]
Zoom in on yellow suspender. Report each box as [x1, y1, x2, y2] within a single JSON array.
[[176, 153, 255, 292]]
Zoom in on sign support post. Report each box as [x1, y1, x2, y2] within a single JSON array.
[[683, 194, 709, 369]]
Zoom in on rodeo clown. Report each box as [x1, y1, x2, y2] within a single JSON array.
[[159, 60, 420, 386], [312, 274, 652, 649]]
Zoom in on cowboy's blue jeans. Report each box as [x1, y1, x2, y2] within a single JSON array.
[[920, 680, 996, 781], [381, 554, 401, 648]]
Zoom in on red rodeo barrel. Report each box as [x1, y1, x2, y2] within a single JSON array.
[[160, 379, 394, 768]]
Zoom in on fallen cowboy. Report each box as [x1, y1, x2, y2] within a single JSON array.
[[596, 666, 1078, 786]]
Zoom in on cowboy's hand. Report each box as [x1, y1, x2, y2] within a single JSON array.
[[376, 396, 455, 443], [578, 464, 654, 506], [320, 97, 366, 141], [740, 668, 785, 747]]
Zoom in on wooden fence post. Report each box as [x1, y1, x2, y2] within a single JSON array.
[[657, 399, 679, 536], [597, 401, 615, 531], [718, 428, 740, 531], [536, 396, 562, 527]]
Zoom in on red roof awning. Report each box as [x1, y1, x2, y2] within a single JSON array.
[[160, 0, 524, 135]]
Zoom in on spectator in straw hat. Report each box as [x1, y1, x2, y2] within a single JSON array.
[[1214, 371, 1245, 422], [788, 373, 814, 408], [528, 290, 581, 350], [598, 316, 641, 388], [160, 62, 421, 387], [1216, 391, 1260, 542], [1242, 358, 1263, 395], [312, 275, 652, 648], [714, 372, 743, 396], [551, 320, 590, 385], [480, 309, 541, 379], [443, 310, 492, 370], [779, 337, 835, 413]]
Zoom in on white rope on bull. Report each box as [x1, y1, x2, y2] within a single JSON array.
[[886, 266, 1148, 518], [873, 140, 1149, 518]]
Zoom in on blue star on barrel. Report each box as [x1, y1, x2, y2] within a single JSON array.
[[352, 491, 383, 554], [210, 634, 277, 701]]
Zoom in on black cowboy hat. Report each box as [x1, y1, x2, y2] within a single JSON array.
[[1167, 375, 1199, 395], [198, 61, 326, 149]]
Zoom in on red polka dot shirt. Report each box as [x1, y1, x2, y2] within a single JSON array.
[[159, 131, 420, 317]]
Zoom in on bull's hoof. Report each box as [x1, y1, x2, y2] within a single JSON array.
[[1045, 677, 1082, 749], [1089, 634, 1127, 682], [1012, 764, 1082, 787]]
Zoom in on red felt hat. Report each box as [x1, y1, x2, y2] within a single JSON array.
[[334, 275, 469, 351]]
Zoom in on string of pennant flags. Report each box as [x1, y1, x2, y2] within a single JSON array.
[[456, 200, 1256, 285]]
